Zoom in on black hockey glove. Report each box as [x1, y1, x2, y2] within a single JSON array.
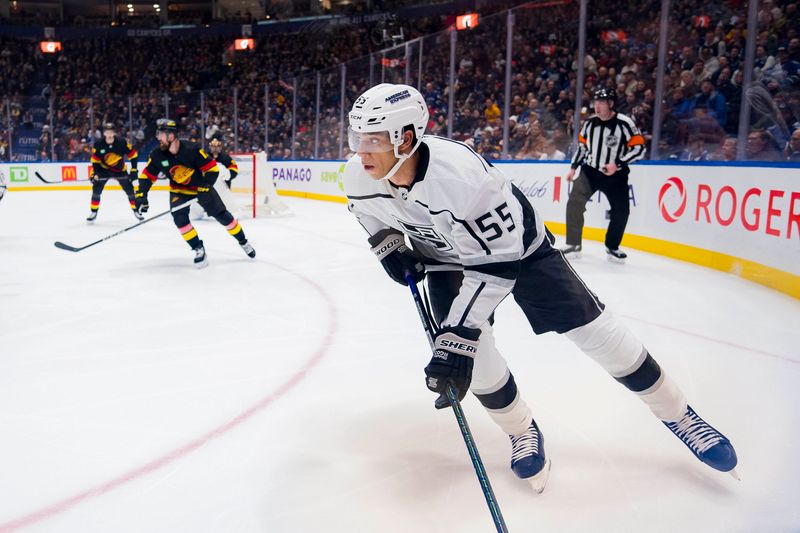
[[424, 326, 481, 403], [368, 230, 425, 286], [134, 191, 149, 215]]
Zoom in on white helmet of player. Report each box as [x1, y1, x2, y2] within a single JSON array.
[[348, 83, 429, 181]]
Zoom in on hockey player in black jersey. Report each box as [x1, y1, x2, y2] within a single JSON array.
[[87, 122, 141, 223], [135, 119, 255, 267], [344, 84, 738, 493], [563, 87, 646, 262]]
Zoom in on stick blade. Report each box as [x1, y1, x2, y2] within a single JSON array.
[[54, 241, 81, 252]]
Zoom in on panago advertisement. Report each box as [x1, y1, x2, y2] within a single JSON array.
[[5, 159, 799, 297]]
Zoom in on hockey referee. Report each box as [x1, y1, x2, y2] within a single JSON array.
[[562, 87, 645, 262]]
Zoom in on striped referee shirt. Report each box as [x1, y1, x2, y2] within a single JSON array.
[[570, 112, 646, 170]]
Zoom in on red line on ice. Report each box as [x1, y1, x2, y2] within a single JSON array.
[[0, 266, 338, 532]]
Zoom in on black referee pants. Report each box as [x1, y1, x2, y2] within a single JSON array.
[[565, 165, 630, 250]]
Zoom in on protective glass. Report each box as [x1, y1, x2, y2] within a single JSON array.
[[347, 128, 394, 153]]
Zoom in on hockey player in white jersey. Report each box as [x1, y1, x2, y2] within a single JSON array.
[[343, 83, 739, 492]]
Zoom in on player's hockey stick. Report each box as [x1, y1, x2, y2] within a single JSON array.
[[405, 272, 509, 533], [36, 171, 133, 184], [54, 199, 198, 252]]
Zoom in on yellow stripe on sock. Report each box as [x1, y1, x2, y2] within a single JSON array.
[[182, 229, 198, 241], [227, 223, 242, 236]]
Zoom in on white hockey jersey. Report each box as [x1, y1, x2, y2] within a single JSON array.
[[344, 135, 546, 330]]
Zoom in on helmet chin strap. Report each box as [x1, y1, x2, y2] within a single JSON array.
[[377, 142, 421, 182]]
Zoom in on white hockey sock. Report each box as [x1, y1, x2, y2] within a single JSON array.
[[566, 310, 687, 422], [637, 373, 688, 422], [484, 391, 533, 436]]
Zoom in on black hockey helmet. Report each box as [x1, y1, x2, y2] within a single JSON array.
[[102, 122, 115, 131], [593, 87, 616, 102], [156, 118, 178, 133]]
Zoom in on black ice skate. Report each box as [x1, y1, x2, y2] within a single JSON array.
[[86, 211, 98, 224], [605, 247, 627, 263], [193, 245, 208, 268], [240, 241, 256, 259], [132, 209, 144, 221], [561, 244, 582, 259], [509, 418, 551, 493], [664, 405, 739, 479]]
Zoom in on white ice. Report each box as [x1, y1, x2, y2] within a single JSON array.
[[1, 189, 799, 533]]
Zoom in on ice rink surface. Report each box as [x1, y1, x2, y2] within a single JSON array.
[[1, 189, 799, 533]]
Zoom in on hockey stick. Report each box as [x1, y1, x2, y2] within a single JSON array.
[[54, 199, 198, 252], [405, 272, 509, 533], [36, 171, 133, 184]]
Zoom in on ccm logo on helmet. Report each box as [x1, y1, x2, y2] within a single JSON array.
[[349, 113, 362, 121], [385, 90, 411, 104]]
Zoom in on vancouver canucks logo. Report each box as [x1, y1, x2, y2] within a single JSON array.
[[104, 153, 122, 167], [170, 165, 196, 184]]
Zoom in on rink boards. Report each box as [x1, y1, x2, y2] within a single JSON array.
[[3, 159, 798, 299]]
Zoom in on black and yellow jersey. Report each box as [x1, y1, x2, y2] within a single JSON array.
[[140, 140, 219, 195], [214, 152, 239, 181], [91, 136, 138, 177]]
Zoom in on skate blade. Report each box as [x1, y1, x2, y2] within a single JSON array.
[[195, 260, 209, 269], [526, 458, 551, 494], [564, 252, 581, 260], [606, 254, 626, 264], [728, 468, 741, 481]]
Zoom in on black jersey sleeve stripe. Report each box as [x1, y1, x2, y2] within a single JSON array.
[[347, 193, 395, 200], [458, 281, 486, 327], [464, 259, 520, 280], [510, 184, 538, 251]]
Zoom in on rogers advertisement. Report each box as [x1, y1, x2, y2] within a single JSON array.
[[501, 162, 799, 278]]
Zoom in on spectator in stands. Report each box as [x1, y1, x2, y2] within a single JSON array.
[[784, 128, 800, 160], [484, 97, 502, 123], [539, 137, 566, 160], [746, 130, 784, 161], [693, 79, 728, 128], [710, 136, 739, 161], [676, 134, 710, 160], [686, 103, 726, 146], [754, 45, 778, 79], [515, 121, 545, 159]]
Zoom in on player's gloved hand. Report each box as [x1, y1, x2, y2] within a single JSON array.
[[369, 230, 425, 286], [424, 326, 481, 403], [134, 192, 149, 215]]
